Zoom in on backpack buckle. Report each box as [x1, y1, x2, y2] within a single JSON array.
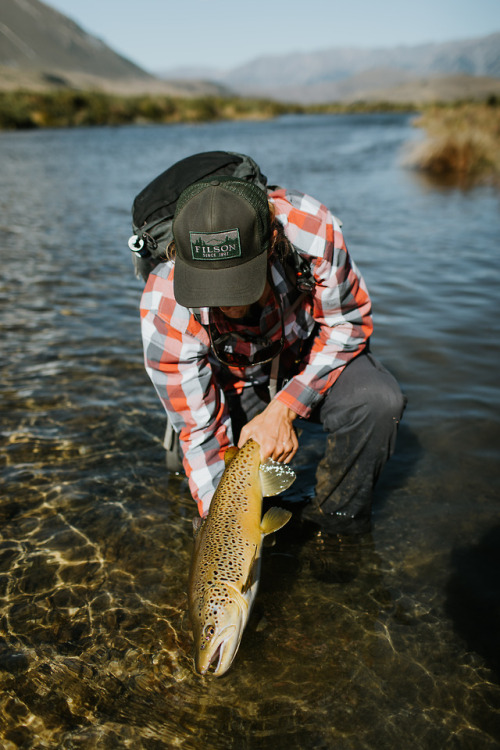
[[128, 234, 152, 258], [128, 234, 144, 253]]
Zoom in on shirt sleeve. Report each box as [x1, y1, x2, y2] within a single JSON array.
[[271, 190, 373, 418], [139, 263, 231, 516]]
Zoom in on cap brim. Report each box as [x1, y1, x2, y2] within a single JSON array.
[[173, 250, 268, 308]]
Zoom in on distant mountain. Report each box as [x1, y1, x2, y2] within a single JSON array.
[[0, 0, 221, 95], [160, 66, 225, 82], [2, 0, 499, 103], [160, 33, 500, 103]]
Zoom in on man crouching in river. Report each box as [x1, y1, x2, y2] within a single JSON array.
[[138, 157, 406, 535]]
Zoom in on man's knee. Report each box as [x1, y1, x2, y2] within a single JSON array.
[[319, 353, 406, 435], [364, 371, 406, 431]]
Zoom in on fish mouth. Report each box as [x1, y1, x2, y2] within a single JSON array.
[[198, 624, 240, 677]]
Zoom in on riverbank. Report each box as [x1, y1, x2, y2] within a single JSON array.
[[0, 90, 303, 129], [0, 90, 417, 130]]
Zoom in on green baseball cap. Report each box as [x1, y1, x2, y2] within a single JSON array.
[[172, 177, 271, 308]]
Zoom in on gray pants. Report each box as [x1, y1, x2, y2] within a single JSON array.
[[227, 351, 406, 535]]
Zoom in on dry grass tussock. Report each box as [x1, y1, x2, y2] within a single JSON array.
[[408, 100, 500, 185]]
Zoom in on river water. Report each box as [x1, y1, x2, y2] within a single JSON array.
[[1, 114, 499, 749]]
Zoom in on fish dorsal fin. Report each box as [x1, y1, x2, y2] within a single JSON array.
[[261, 507, 292, 535], [259, 459, 296, 497], [224, 446, 239, 466]]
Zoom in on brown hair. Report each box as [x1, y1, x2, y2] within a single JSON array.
[[268, 202, 291, 264]]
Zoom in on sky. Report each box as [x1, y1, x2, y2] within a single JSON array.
[[46, 0, 500, 73]]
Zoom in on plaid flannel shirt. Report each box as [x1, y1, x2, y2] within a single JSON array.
[[140, 188, 373, 516]]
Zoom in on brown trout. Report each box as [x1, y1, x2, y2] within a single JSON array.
[[188, 438, 295, 676]]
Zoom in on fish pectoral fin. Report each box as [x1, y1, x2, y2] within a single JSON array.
[[192, 516, 205, 538], [224, 446, 239, 466], [261, 507, 292, 535], [241, 548, 259, 594], [259, 459, 296, 497]]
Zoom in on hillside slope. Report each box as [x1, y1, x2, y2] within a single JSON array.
[[0, 0, 222, 95]]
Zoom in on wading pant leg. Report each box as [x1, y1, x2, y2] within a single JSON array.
[[302, 352, 406, 535]]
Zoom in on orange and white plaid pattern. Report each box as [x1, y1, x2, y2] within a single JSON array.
[[140, 188, 373, 515]]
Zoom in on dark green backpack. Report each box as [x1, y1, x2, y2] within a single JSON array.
[[128, 151, 268, 282]]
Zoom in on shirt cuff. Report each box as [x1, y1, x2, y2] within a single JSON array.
[[274, 380, 322, 418]]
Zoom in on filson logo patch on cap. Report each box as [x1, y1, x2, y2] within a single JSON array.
[[189, 229, 241, 261]]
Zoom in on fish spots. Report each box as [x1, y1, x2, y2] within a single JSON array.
[[195, 532, 250, 588], [188, 440, 265, 674], [196, 583, 240, 636], [190, 441, 262, 600]]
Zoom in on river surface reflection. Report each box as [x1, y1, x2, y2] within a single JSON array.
[[1, 114, 499, 748]]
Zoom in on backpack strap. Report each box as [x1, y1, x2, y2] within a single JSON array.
[[284, 243, 315, 293], [267, 289, 309, 400]]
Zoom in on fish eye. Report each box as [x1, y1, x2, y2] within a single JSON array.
[[204, 624, 215, 640]]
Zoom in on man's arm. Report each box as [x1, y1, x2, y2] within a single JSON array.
[[140, 264, 231, 516], [270, 190, 373, 422]]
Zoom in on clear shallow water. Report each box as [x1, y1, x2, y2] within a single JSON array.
[[1, 114, 499, 749]]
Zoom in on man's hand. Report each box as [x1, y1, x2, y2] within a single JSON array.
[[237, 399, 298, 463]]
